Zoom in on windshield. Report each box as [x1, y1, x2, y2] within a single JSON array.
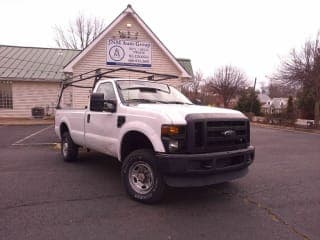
[[116, 80, 192, 105]]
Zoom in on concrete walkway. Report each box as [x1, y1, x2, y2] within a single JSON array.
[[0, 117, 54, 126]]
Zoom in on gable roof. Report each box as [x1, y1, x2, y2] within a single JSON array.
[[258, 93, 271, 104], [0, 45, 78, 81], [177, 58, 194, 78], [63, 5, 191, 78]]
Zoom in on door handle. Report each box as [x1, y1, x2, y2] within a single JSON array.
[[87, 114, 91, 123]]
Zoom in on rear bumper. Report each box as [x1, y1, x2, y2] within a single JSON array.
[[155, 146, 254, 187]]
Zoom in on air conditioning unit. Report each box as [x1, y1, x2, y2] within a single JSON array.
[[31, 107, 45, 118]]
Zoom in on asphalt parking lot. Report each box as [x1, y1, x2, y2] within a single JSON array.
[[0, 125, 319, 240]]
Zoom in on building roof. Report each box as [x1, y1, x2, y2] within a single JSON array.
[[0, 45, 193, 82], [258, 93, 271, 104], [0, 45, 79, 81], [176, 58, 194, 77], [63, 5, 192, 79]]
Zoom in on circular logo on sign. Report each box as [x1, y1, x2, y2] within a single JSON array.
[[109, 45, 125, 61]]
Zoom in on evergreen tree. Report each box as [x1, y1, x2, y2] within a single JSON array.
[[296, 87, 315, 119], [235, 89, 261, 116]]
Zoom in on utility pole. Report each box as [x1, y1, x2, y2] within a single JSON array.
[[249, 77, 257, 114]]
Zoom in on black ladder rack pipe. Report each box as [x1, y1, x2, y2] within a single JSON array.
[[56, 67, 179, 109]]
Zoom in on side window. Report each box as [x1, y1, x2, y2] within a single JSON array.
[[96, 83, 116, 101]]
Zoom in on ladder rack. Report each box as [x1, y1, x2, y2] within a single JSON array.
[[56, 67, 179, 109]]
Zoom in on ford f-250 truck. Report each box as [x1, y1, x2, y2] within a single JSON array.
[[55, 68, 255, 203]]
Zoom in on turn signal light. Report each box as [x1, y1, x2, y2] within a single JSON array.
[[161, 125, 180, 135]]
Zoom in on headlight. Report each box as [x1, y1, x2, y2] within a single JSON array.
[[168, 140, 179, 152]]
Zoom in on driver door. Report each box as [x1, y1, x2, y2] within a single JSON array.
[[84, 82, 118, 156]]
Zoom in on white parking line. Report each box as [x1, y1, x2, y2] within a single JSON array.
[[12, 125, 53, 145]]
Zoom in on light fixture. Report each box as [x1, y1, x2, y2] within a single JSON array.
[[168, 140, 179, 152]]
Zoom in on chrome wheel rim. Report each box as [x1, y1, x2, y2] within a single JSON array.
[[62, 141, 68, 158], [128, 161, 154, 194]]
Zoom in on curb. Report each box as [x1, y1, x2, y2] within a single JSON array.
[[251, 122, 320, 135], [0, 118, 54, 126]]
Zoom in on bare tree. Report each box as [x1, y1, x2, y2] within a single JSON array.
[[191, 71, 203, 97], [268, 82, 298, 98], [54, 14, 105, 50], [207, 65, 248, 107], [181, 70, 204, 102], [272, 33, 320, 126]]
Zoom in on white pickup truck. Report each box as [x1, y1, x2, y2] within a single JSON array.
[[55, 69, 254, 203]]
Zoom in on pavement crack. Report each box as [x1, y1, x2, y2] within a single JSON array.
[[214, 189, 311, 240], [1, 194, 124, 211]]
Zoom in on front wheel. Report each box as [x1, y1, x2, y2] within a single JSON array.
[[121, 149, 165, 203], [61, 132, 78, 162]]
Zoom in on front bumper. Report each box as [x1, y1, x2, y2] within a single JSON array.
[[155, 146, 255, 187]]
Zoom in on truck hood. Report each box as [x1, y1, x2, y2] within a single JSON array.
[[134, 104, 247, 124]]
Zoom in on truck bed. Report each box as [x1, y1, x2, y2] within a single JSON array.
[[55, 109, 86, 146]]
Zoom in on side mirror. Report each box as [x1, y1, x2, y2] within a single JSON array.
[[90, 93, 104, 111], [193, 98, 202, 105], [90, 93, 117, 113]]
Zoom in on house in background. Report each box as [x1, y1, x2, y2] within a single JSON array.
[[258, 93, 271, 105], [261, 97, 288, 114], [0, 5, 193, 118]]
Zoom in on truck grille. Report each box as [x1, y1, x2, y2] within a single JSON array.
[[186, 116, 250, 154]]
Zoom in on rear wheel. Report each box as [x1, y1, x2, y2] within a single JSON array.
[[121, 149, 165, 203], [61, 132, 78, 162]]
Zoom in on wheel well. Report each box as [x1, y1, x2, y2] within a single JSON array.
[[60, 122, 69, 137], [121, 131, 154, 161]]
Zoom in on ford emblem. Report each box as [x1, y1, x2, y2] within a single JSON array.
[[222, 129, 236, 137]]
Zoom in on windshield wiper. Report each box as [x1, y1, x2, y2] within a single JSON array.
[[164, 101, 193, 105], [126, 99, 193, 105], [126, 98, 158, 104]]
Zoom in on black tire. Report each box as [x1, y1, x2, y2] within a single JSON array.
[[61, 132, 78, 162], [121, 149, 165, 203]]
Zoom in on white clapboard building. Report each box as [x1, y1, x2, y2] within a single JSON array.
[[0, 5, 193, 118]]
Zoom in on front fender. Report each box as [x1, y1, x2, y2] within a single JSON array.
[[117, 121, 165, 160]]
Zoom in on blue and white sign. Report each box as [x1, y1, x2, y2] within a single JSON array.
[[106, 39, 152, 67]]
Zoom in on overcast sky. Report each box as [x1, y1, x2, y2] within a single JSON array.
[[1, 0, 320, 88]]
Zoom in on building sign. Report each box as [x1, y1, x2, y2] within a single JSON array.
[[106, 39, 152, 67]]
